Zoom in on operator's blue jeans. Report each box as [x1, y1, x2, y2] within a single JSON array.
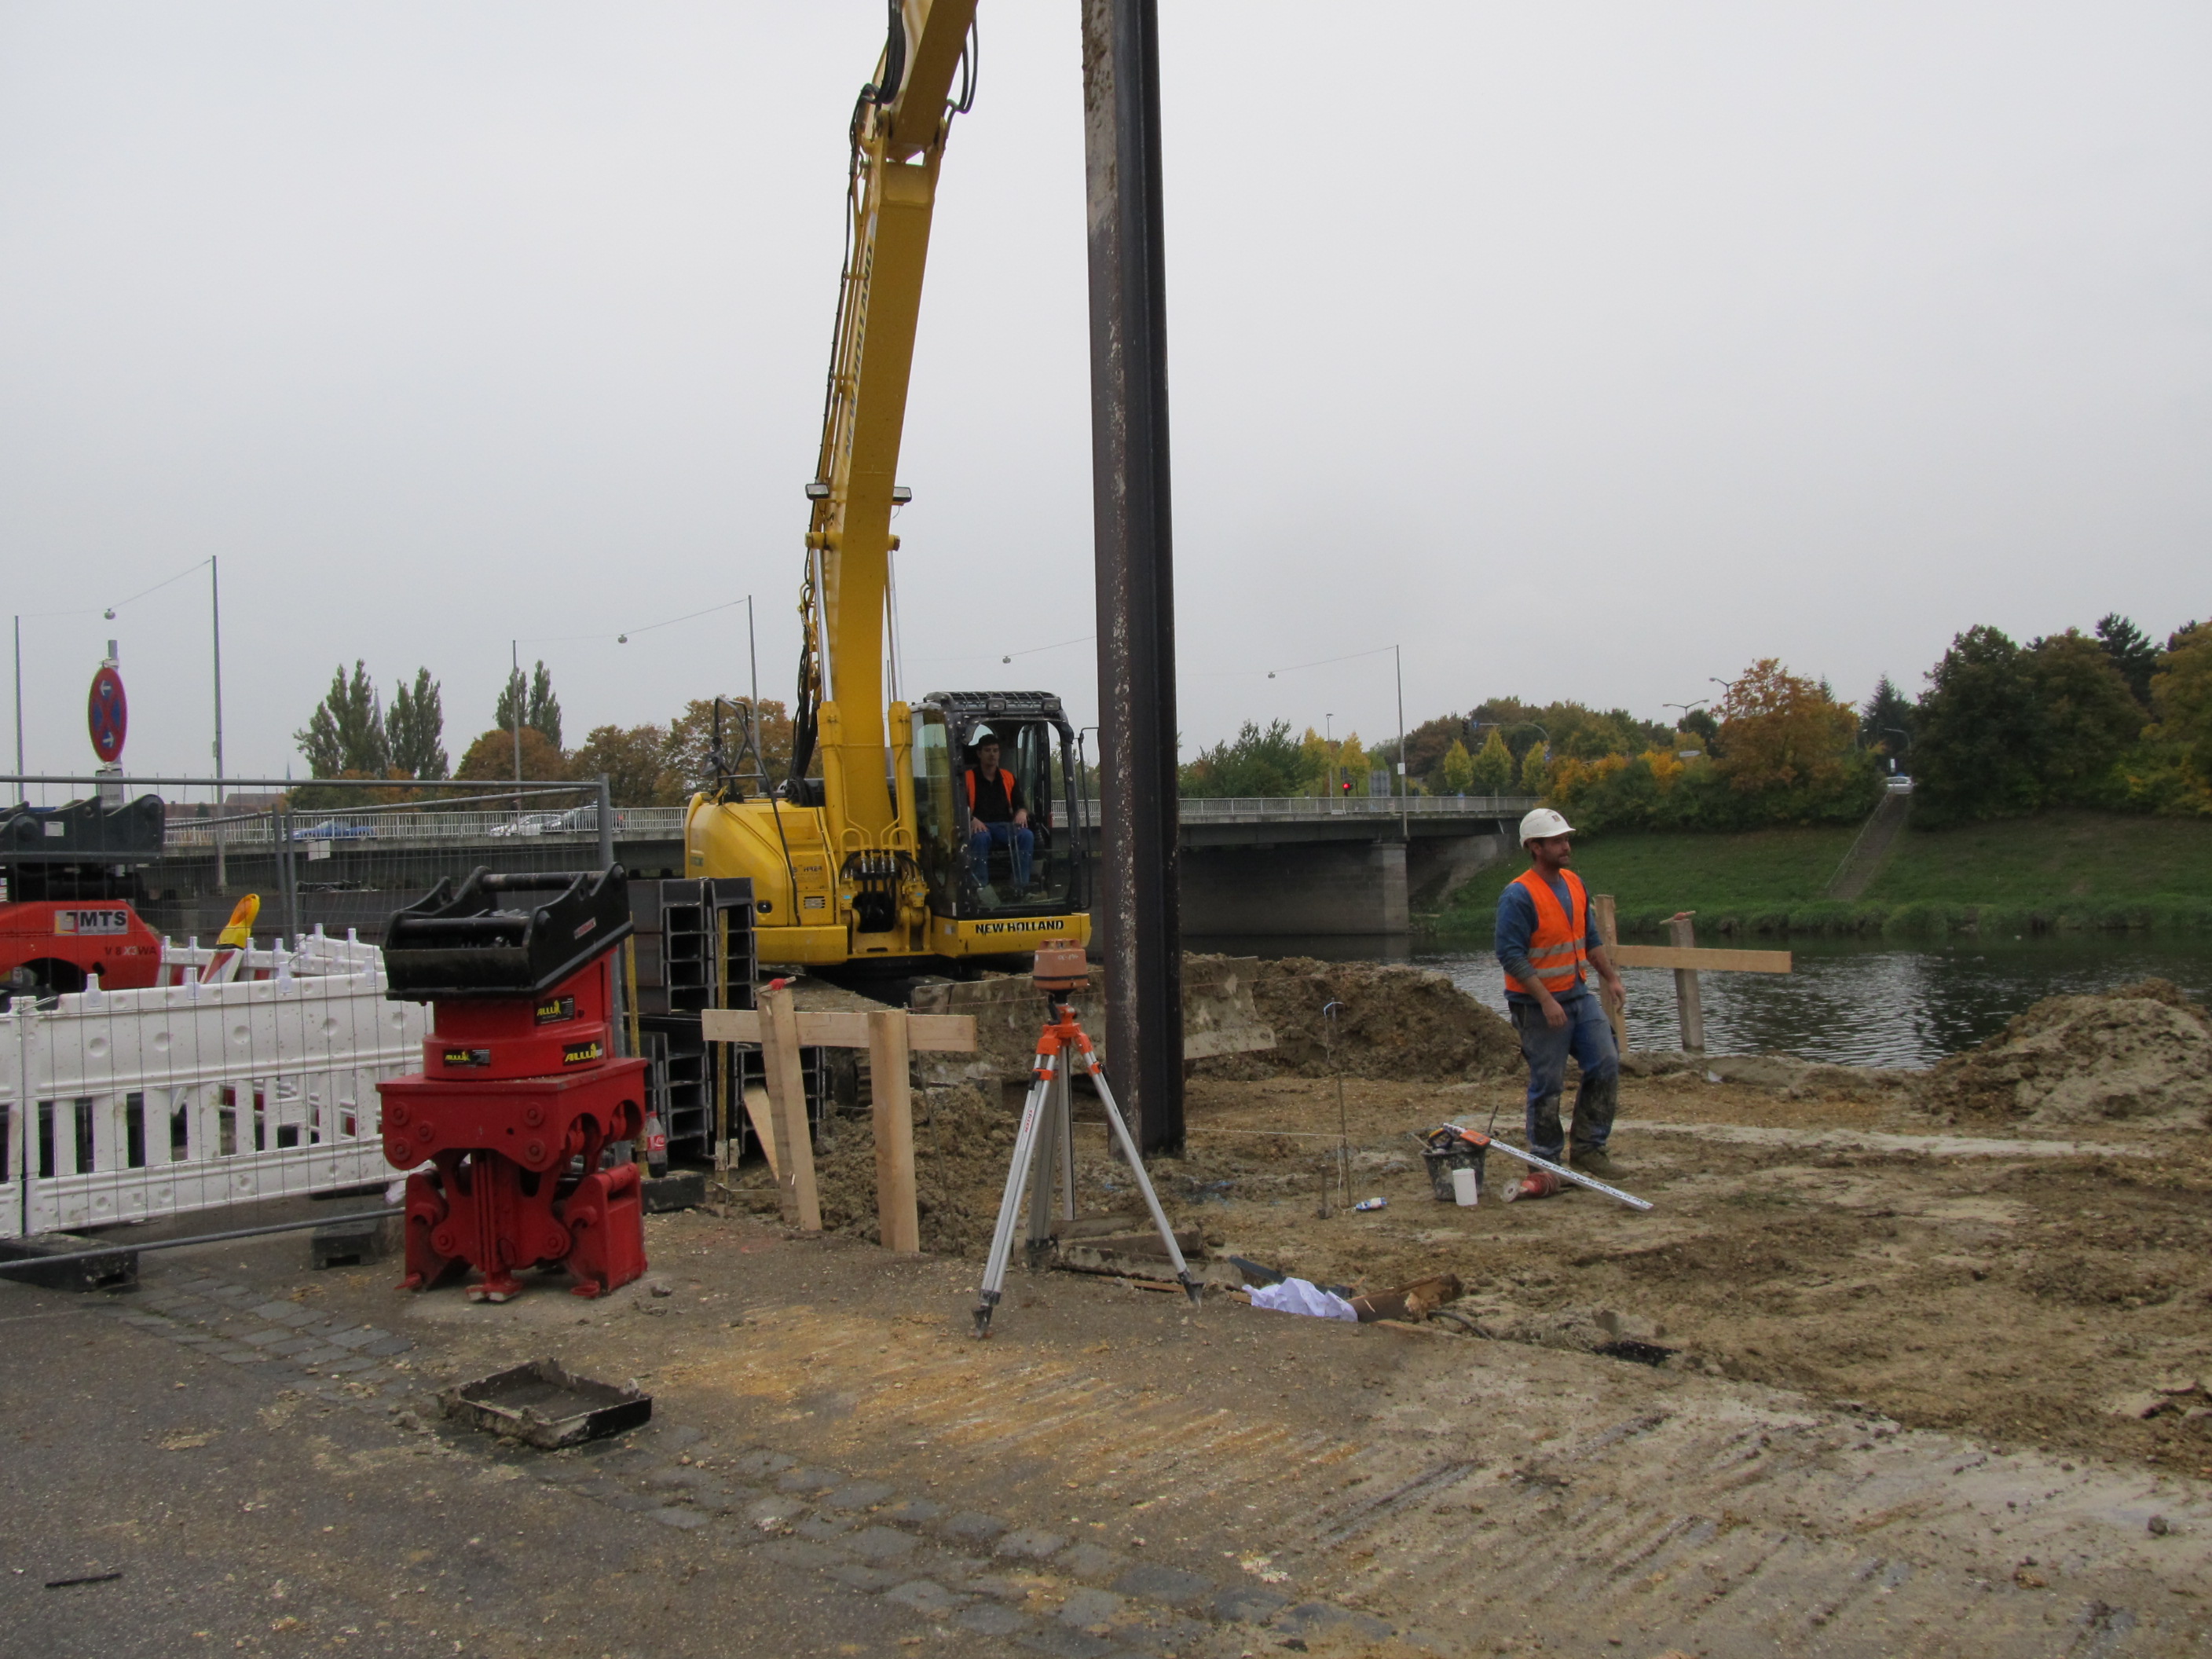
[[1508, 990, 1621, 1161], [969, 820, 1033, 888]]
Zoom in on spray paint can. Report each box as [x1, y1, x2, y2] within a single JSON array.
[[1451, 1166, 1481, 1207], [1501, 1169, 1562, 1203]]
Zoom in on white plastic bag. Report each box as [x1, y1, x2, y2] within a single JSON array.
[[1250, 1276, 1358, 1321]]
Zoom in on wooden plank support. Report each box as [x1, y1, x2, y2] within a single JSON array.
[[703, 1000, 975, 1243], [1591, 893, 1630, 1058], [1606, 945, 1793, 974], [701, 1009, 977, 1051], [1668, 912, 1705, 1054], [756, 983, 821, 1229], [867, 1009, 921, 1254]]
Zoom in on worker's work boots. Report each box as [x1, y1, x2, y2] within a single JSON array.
[[1572, 1144, 1621, 1177], [1569, 1070, 1621, 1175]]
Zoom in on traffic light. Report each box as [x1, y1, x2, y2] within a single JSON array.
[[1340, 777, 1353, 796]]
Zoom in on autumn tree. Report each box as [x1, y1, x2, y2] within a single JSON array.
[[2124, 621, 2212, 814], [1437, 738, 1476, 795], [567, 724, 678, 807], [665, 698, 795, 794], [1470, 730, 1514, 795], [1712, 659, 1867, 818], [1397, 714, 1467, 788], [1518, 742, 1549, 796], [456, 725, 566, 785], [1468, 698, 1668, 761]]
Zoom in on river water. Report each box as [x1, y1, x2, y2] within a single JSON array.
[[1189, 932, 2212, 1070]]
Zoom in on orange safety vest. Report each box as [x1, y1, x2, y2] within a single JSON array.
[[965, 768, 1015, 811], [1503, 867, 1590, 997]]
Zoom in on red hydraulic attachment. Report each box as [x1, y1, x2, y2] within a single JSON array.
[[375, 868, 650, 1302]]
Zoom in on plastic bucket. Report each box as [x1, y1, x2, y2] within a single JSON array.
[[1423, 1143, 1486, 1203]]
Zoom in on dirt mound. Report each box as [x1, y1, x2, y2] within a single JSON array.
[[1190, 957, 1521, 1082], [730, 1082, 1019, 1258], [1919, 979, 2212, 1126]]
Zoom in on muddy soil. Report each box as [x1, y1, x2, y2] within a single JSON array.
[[1921, 976, 2212, 1126], [734, 1059, 2212, 1478], [1174, 1069, 2212, 1477], [727, 977, 2212, 1478], [1190, 956, 1522, 1081]]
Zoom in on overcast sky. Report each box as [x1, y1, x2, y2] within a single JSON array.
[[4, 2, 2207, 791]]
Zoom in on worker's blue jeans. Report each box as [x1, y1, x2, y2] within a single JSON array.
[[969, 820, 1033, 889], [1508, 990, 1620, 1161]]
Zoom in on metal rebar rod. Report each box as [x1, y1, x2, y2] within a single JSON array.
[[0, 1207, 401, 1279]]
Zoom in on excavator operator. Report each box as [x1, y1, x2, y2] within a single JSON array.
[[964, 732, 1032, 893]]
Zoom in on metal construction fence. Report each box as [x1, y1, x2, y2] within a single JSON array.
[[1, 932, 427, 1239]]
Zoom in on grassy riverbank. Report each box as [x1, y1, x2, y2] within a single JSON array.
[[1431, 810, 2212, 937]]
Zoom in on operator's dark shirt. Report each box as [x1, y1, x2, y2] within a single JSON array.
[[966, 768, 1025, 825]]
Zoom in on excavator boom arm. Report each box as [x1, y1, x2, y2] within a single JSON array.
[[795, 0, 979, 840]]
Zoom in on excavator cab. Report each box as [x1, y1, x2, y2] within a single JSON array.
[[912, 692, 1087, 922]]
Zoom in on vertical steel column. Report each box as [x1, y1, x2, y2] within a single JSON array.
[[1082, 0, 1182, 1152], [595, 775, 616, 873]]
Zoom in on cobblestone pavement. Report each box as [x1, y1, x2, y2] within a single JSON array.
[[0, 1229, 1375, 1659], [5, 1207, 2212, 1658]]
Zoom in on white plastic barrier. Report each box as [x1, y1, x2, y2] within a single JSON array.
[[1, 938, 426, 1239]]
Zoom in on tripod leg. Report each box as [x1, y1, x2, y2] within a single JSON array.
[[975, 1053, 1056, 1336], [1053, 1060, 1077, 1225], [1024, 1064, 1062, 1258], [1084, 1058, 1202, 1305]]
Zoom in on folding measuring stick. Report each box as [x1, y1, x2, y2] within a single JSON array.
[[1443, 1126, 1654, 1213]]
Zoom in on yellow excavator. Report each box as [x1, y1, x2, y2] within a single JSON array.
[[685, 1, 1091, 969]]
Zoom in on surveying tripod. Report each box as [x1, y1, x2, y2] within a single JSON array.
[[973, 944, 1200, 1336]]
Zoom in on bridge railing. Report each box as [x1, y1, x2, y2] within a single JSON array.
[[164, 804, 691, 851], [159, 793, 1530, 852], [1082, 794, 1536, 822]]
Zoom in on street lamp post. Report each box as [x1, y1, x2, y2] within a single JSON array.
[[509, 640, 526, 828], [211, 557, 226, 888], [1393, 643, 1407, 841], [11, 617, 22, 807]]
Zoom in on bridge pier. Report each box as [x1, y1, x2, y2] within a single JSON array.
[[1177, 840, 1410, 936]]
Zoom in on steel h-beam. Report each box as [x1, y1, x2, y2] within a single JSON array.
[[1082, 0, 1182, 1152]]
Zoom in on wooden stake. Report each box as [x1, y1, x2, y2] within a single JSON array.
[[741, 1085, 780, 1178], [867, 1009, 921, 1254], [758, 983, 821, 1229], [1668, 911, 1706, 1054], [1591, 892, 1630, 1058]]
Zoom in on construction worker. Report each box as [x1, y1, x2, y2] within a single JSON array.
[[1496, 807, 1628, 1174], [964, 732, 1033, 892]]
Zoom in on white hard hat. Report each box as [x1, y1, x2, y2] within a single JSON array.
[[1519, 807, 1575, 844]]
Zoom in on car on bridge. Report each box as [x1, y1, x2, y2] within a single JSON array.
[[290, 819, 374, 841], [487, 812, 566, 838], [558, 804, 627, 833]]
